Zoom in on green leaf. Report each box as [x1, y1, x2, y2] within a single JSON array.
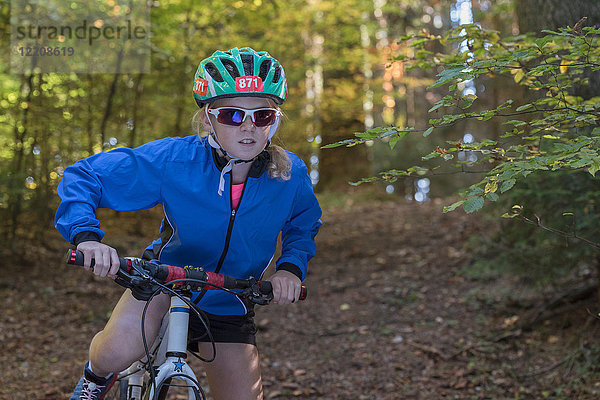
[[482, 111, 494, 121], [348, 177, 378, 186], [570, 158, 592, 169], [504, 120, 527, 127], [516, 104, 533, 112], [389, 132, 408, 150], [443, 200, 465, 213], [535, 36, 553, 48], [588, 162, 600, 177], [485, 192, 499, 202], [468, 186, 485, 195], [480, 139, 498, 146], [463, 196, 484, 214], [321, 142, 345, 149], [428, 102, 445, 112], [321, 138, 358, 149], [422, 152, 440, 160], [423, 127, 434, 137], [500, 179, 516, 193], [355, 131, 377, 139]]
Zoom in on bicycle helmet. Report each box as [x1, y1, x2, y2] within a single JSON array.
[[193, 47, 287, 106], [193, 47, 288, 196]]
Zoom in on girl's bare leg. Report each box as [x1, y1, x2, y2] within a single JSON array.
[[198, 342, 263, 400], [88, 289, 170, 376]]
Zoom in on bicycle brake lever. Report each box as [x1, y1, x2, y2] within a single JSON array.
[[244, 278, 273, 305], [114, 276, 131, 288], [129, 258, 151, 279]]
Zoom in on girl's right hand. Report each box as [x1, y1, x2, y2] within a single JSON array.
[[76, 241, 120, 279]]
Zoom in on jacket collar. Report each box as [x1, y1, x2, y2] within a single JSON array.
[[211, 147, 270, 178]]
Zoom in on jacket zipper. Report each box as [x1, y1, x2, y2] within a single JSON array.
[[193, 176, 247, 305]]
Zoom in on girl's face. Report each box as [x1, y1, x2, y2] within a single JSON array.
[[201, 97, 277, 160]]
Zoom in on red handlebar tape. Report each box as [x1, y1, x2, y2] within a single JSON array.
[[205, 272, 225, 289], [164, 268, 223, 290], [68, 249, 77, 264], [165, 266, 186, 284]]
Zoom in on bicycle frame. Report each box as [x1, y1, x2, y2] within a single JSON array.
[[118, 295, 204, 400]]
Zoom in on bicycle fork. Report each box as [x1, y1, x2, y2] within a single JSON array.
[[145, 296, 203, 400]]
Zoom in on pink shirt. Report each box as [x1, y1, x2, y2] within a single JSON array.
[[231, 183, 245, 209]]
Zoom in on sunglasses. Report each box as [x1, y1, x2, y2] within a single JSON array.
[[207, 107, 281, 127]]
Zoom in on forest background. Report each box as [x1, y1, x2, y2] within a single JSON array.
[[2, 0, 599, 293]]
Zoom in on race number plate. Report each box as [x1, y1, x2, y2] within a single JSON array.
[[235, 76, 264, 92], [193, 78, 209, 96]]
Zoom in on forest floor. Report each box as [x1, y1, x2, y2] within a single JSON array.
[[1, 197, 599, 399]]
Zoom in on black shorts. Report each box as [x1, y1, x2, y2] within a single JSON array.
[[187, 309, 257, 351]]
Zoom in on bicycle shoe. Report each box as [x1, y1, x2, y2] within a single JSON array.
[[70, 361, 117, 400]]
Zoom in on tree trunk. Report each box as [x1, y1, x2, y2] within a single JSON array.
[[128, 73, 144, 148], [36, 121, 52, 237], [516, 0, 600, 306], [515, 0, 600, 33], [597, 254, 600, 308], [100, 50, 125, 150], [7, 72, 36, 243], [86, 76, 95, 155], [515, 0, 600, 99], [172, 7, 193, 138]]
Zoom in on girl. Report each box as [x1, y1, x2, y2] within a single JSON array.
[[55, 47, 322, 400]]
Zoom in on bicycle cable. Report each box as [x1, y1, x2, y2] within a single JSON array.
[[138, 277, 238, 398]]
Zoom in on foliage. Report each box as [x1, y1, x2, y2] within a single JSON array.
[[325, 23, 600, 219], [470, 170, 600, 284], [0, 0, 392, 241]]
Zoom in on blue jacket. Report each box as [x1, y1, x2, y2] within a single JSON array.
[[55, 135, 322, 315]]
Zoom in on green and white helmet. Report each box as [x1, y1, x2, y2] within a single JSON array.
[[193, 47, 287, 106]]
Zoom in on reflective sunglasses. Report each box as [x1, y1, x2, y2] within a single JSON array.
[[207, 107, 281, 127]]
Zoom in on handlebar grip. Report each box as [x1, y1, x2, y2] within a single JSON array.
[[259, 281, 307, 301], [66, 249, 129, 270], [299, 286, 307, 301], [258, 280, 272, 294]]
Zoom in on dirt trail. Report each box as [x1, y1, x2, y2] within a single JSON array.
[[1, 200, 598, 399]]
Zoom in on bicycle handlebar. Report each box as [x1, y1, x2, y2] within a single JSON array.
[[65, 249, 307, 302]]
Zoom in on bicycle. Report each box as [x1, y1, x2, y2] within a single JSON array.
[[66, 249, 306, 400]]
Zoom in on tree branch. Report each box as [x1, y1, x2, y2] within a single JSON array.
[[516, 213, 600, 250]]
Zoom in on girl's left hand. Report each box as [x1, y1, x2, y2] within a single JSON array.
[[267, 270, 302, 305]]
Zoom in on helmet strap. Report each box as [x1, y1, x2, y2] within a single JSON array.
[[204, 106, 278, 196]]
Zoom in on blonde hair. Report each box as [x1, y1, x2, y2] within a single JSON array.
[[192, 106, 291, 181], [267, 142, 291, 181]]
